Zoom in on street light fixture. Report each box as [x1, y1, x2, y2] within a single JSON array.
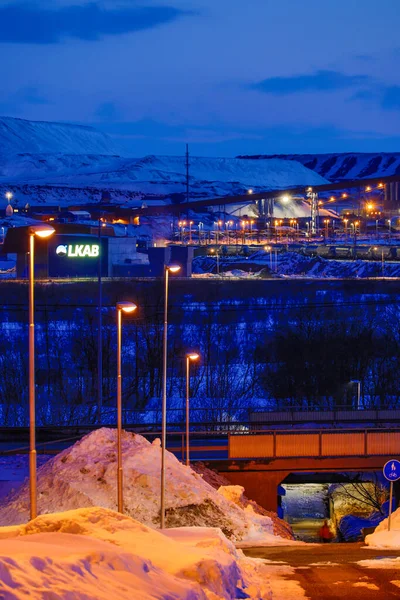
[[350, 380, 361, 410], [116, 301, 137, 513], [160, 264, 181, 529], [185, 352, 199, 466], [28, 224, 55, 520]]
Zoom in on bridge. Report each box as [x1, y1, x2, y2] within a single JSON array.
[[214, 428, 400, 511], [1, 420, 399, 512]]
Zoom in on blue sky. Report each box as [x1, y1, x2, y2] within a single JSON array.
[[1, 0, 400, 156]]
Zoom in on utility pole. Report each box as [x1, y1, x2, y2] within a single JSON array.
[[97, 209, 103, 423], [185, 144, 190, 218]]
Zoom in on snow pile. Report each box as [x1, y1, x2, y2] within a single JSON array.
[[0, 428, 290, 545], [193, 251, 400, 279], [0, 506, 299, 599], [0, 116, 120, 155], [365, 504, 400, 549]]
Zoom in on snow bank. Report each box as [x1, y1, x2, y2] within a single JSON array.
[[0, 428, 291, 546], [365, 504, 400, 548], [0, 506, 298, 599]]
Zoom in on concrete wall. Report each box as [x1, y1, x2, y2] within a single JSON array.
[[108, 237, 138, 275]]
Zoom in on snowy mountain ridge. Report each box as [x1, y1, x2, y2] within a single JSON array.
[[0, 116, 120, 156], [238, 152, 400, 182], [0, 116, 329, 207]]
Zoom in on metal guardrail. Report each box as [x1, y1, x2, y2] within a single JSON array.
[[228, 428, 400, 459], [249, 408, 400, 424]]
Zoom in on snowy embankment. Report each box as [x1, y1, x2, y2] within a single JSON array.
[[0, 428, 292, 546], [193, 250, 400, 279], [0, 507, 305, 600], [365, 505, 400, 549]]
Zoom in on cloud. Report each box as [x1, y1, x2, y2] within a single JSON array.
[[382, 86, 400, 110], [250, 70, 371, 95], [96, 120, 400, 156], [0, 2, 191, 44], [0, 86, 50, 114], [94, 102, 120, 121]]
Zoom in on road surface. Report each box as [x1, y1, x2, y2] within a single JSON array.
[[243, 542, 400, 599]]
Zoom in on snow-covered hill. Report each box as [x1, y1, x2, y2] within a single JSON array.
[[238, 152, 400, 182], [0, 116, 120, 156], [0, 116, 329, 207]]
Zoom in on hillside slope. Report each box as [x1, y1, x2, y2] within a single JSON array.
[[238, 152, 400, 181], [0, 116, 120, 156], [0, 117, 329, 206]]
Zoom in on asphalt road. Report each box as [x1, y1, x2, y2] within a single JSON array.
[[243, 543, 400, 599]]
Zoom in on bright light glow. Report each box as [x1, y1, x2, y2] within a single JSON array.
[[367, 203, 374, 210], [307, 187, 313, 192], [330, 196, 335, 201], [342, 193, 348, 198], [5, 191, 12, 201], [30, 225, 55, 238], [117, 301, 137, 313], [366, 186, 371, 192], [187, 352, 199, 361], [247, 189, 253, 194], [281, 195, 290, 203], [378, 183, 384, 188], [264, 245, 271, 251], [167, 265, 181, 273]]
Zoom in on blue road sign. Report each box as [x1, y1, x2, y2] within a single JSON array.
[[383, 459, 400, 482]]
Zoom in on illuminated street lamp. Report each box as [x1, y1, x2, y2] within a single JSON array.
[[116, 301, 137, 513], [189, 221, 193, 244], [28, 224, 55, 520], [264, 245, 273, 270], [5, 191, 13, 202], [185, 352, 199, 466], [161, 264, 181, 528]]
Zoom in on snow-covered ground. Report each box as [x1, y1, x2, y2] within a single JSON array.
[[0, 154, 328, 207], [365, 504, 400, 549], [0, 428, 293, 547], [193, 250, 400, 279], [0, 506, 306, 599]]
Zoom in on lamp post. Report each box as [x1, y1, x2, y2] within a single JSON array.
[[185, 352, 199, 466], [350, 379, 361, 410], [189, 221, 193, 244], [116, 301, 137, 513], [28, 224, 55, 520], [161, 264, 181, 529]]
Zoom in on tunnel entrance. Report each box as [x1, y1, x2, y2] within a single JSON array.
[[281, 483, 331, 542]]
